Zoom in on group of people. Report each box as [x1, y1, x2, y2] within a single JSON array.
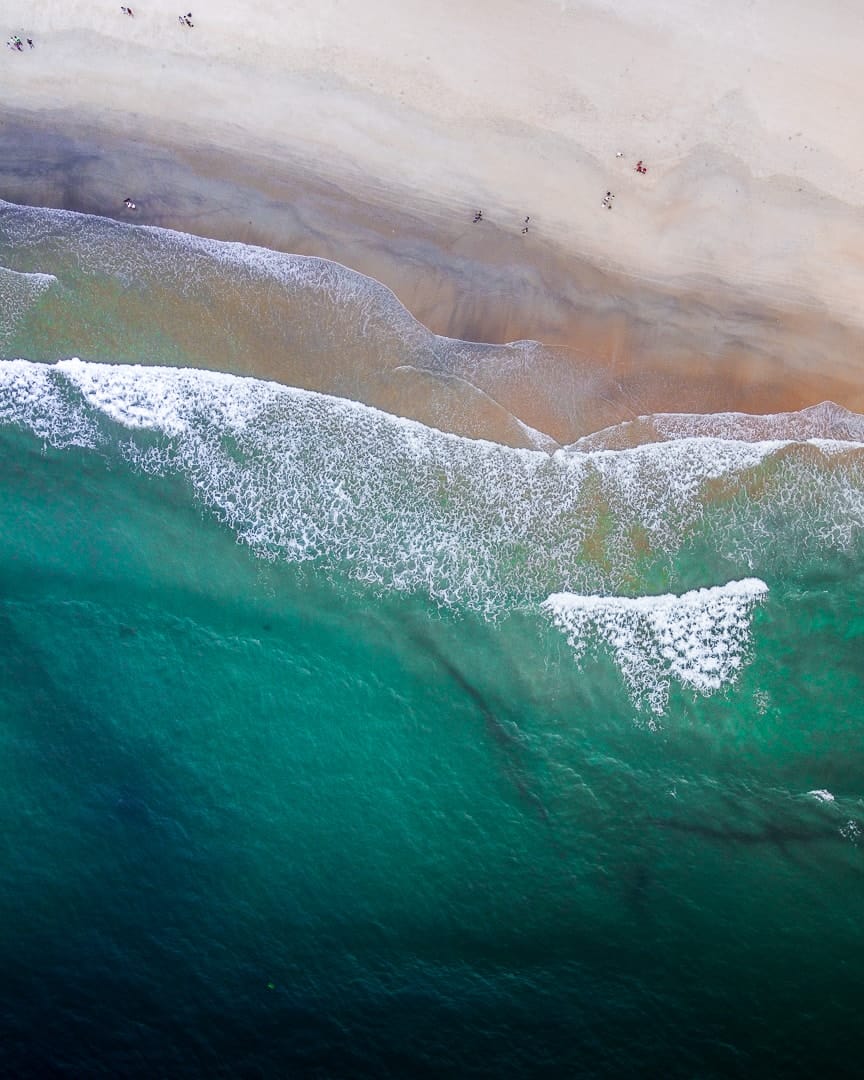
[[115, 8, 196, 211], [119, 6, 193, 26], [472, 210, 532, 234], [600, 156, 648, 210], [6, 35, 33, 50]]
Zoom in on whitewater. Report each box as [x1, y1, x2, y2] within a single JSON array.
[[5, 356, 864, 715], [2, 206, 864, 1078]]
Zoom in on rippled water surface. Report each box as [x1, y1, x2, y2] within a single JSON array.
[[1, 202, 863, 1077]]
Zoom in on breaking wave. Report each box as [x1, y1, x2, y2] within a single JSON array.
[[0, 199, 588, 449], [2, 359, 864, 620], [543, 579, 768, 716]]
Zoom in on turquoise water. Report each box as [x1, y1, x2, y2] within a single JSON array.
[[2, 203, 864, 1077]]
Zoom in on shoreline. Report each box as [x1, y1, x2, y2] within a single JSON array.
[[3, 0, 864, 433]]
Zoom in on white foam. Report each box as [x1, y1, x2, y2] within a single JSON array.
[[0, 199, 431, 347], [543, 579, 768, 716], [573, 402, 864, 449], [651, 403, 864, 444], [805, 438, 864, 455], [0, 265, 57, 344], [582, 438, 781, 537], [0, 358, 859, 618], [807, 789, 835, 802], [0, 358, 102, 448]]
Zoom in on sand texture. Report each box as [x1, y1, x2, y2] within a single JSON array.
[[2, 0, 864, 435]]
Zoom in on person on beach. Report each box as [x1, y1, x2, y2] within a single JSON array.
[[27, 38, 33, 48], [123, 197, 137, 210], [473, 210, 483, 223]]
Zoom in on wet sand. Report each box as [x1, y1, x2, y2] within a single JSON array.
[[2, 0, 864, 441]]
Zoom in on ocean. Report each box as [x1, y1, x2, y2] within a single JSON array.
[[1, 200, 863, 1077]]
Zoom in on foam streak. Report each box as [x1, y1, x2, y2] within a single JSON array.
[[543, 580, 769, 717]]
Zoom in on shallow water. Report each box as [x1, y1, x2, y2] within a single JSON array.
[[1, 203, 863, 1077]]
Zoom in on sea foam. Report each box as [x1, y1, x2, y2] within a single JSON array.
[[0, 265, 56, 346], [543, 579, 769, 716], [570, 401, 864, 450], [0, 359, 860, 623]]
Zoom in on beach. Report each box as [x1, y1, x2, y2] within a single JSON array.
[[4, 6, 864, 1077], [3, 0, 864, 439]]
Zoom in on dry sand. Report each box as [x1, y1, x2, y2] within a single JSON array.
[[2, 0, 864, 433]]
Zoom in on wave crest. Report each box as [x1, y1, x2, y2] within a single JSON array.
[[1, 360, 862, 621], [570, 402, 864, 451], [543, 580, 769, 717]]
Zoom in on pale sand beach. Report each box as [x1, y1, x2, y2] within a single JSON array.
[[2, 0, 864, 440]]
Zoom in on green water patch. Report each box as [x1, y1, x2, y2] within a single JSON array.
[[1, 415, 864, 1075]]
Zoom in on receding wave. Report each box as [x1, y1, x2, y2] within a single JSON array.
[[570, 402, 864, 451], [543, 580, 769, 717], [0, 264, 57, 343], [6, 201, 864, 454], [0, 199, 615, 448]]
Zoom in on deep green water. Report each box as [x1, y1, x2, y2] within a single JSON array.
[[1, 203, 864, 1077]]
